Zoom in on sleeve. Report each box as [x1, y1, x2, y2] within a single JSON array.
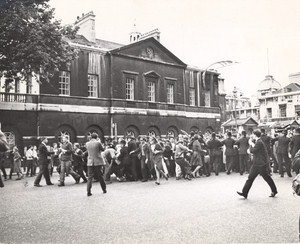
[[250, 141, 262, 154]]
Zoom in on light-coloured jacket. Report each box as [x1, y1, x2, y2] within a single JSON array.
[[86, 139, 105, 166]]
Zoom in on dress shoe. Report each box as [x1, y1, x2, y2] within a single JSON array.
[[47, 183, 54, 185], [155, 182, 160, 185], [87, 192, 92, 197], [58, 183, 65, 187], [103, 189, 107, 194], [237, 191, 247, 199], [280, 174, 284, 177], [34, 184, 43, 187], [269, 192, 278, 197], [75, 178, 80, 184]]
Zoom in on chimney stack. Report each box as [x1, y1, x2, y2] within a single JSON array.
[[74, 11, 96, 43]]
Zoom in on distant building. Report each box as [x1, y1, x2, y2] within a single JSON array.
[[259, 82, 300, 123], [257, 75, 281, 97], [289, 72, 300, 85], [225, 87, 259, 122]]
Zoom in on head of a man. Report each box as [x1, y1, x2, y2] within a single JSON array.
[[252, 129, 261, 140]]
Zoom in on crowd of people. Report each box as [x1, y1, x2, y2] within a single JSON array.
[[1, 127, 300, 197]]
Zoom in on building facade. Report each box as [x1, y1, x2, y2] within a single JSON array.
[[0, 12, 222, 150]]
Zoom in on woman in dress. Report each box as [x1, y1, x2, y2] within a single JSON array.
[[190, 134, 203, 178], [13, 146, 24, 180]]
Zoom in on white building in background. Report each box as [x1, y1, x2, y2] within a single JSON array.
[[225, 87, 259, 121], [259, 82, 300, 122]]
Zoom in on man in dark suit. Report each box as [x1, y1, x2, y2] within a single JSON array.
[[235, 131, 249, 175], [127, 135, 138, 181], [222, 132, 236, 175], [86, 133, 106, 196], [34, 137, 54, 187], [237, 130, 277, 199], [290, 128, 300, 159], [207, 133, 223, 176], [275, 130, 292, 177]]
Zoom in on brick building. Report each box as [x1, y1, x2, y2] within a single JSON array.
[[0, 11, 222, 149]]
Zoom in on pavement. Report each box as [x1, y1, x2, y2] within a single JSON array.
[[0, 171, 299, 244]]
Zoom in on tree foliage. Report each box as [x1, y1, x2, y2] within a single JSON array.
[[0, 0, 78, 88]]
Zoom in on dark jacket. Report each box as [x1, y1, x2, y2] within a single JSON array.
[[235, 137, 249, 155], [290, 135, 300, 158], [261, 134, 271, 154], [250, 138, 269, 167], [38, 143, 50, 165], [223, 138, 236, 156], [276, 135, 290, 154], [207, 138, 223, 156]]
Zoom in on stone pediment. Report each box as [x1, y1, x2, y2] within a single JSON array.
[[110, 37, 186, 67]]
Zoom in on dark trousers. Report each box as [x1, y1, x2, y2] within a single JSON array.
[[242, 165, 277, 197], [74, 164, 87, 182], [277, 153, 292, 176], [140, 156, 149, 180], [210, 154, 221, 175], [129, 156, 138, 181], [239, 154, 249, 175], [87, 165, 106, 193], [26, 160, 35, 176], [226, 155, 235, 173], [34, 164, 52, 185], [0, 174, 4, 187], [0, 162, 7, 179], [175, 158, 191, 177], [105, 162, 124, 180]]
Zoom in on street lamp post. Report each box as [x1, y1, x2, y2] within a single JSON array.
[[232, 86, 238, 132]]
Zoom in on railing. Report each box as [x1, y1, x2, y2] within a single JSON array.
[[0, 92, 220, 114], [0, 92, 39, 103], [0, 93, 26, 103]]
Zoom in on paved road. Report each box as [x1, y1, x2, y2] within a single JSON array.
[[0, 172, 299, 244]]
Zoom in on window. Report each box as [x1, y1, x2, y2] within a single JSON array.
[[27, 79, 32, 94], [189, 71, 194, 88], [279, 105, 286, 117], [189, 89, 196, 106], [59, 71, 70, 95], [267, 108, 272, 118], [148, 81, 155, 102], [88, 74, 98, 98], [167, 84, 174, 104], [125, 78, 135, 100], [204, 90, 210, 107]]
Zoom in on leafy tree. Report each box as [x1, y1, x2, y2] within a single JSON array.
[[0, 0, 78, 90]]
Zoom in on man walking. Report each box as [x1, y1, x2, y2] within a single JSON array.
[[34, 137, 54, 187], [275, 130, 292, 177], [237, 130, 277, 199], [58, 135, 80, 186], [86, 133, 106, 196]]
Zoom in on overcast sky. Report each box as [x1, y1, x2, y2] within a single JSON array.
[[50, 0, 300, 96]]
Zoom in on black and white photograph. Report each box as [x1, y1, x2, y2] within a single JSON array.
[[1, 0, 300, 243]]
